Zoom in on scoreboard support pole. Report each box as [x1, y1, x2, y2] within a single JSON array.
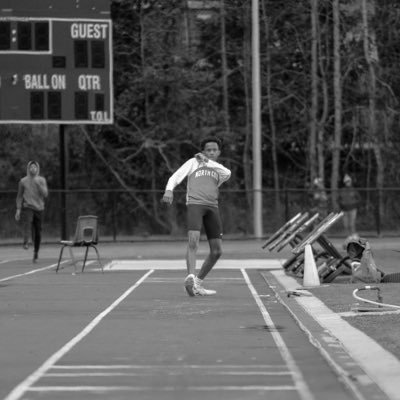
[[59, 124, 68, 240]]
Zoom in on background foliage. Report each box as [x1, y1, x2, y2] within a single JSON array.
[[2, 0, 400, 237]]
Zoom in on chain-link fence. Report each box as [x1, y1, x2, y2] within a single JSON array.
[[1, 188, 399, 243]]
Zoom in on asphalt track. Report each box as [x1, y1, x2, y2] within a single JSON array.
[[0, 240, 398, 400]]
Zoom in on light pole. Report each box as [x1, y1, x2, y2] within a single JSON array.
[[252, 0, 263, 238]]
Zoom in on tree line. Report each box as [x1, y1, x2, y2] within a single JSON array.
[[1, 0, 399, 234]]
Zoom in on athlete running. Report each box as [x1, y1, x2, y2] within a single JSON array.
[[162, 136, 231, 296]]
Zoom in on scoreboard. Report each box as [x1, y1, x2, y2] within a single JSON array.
[[0, 0, 113, 124]]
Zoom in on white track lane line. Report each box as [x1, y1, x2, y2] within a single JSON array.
[[0, 259, 32, 264], [4, 269, 154, 400], [51, 364, 288, 369], [106, 259, 282, 270], [28, 385, 297, 392], [241, 268, 315, 400], [0, 261, 70, 282], [44, 371, 292, 377]]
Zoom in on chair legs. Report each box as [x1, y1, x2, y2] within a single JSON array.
[[56, 245, 66, 273], [57, 244, 102, 274], [81, 245, 103, 273], [56, 245, 77, 274], [81, 246, 90, 273]]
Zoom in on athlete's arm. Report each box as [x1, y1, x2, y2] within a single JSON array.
[[162, 158, 197, 204], [165, 158, 197, 191], [195, 152, 208, 163], [207, 160, 231, 185], [34, 176, 48, 198]]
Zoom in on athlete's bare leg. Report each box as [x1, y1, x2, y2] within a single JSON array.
[[197, 238, 222, 280], [186, 230, 200, 275]]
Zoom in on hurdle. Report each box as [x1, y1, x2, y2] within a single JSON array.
[[289, 211, 352, 282], [292, 212, 344, 254], [261, 212, 302, 249], [281, 213, 337, 271], [276, 213, 321, 252], [266, 212, 311, 252]]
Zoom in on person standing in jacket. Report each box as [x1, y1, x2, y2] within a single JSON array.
[[338, 174, 361, 239], [15, 161, 48, 263], [161, 136, 231, 297]]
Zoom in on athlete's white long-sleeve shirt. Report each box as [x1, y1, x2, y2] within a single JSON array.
[[165, 158, 231, 207]]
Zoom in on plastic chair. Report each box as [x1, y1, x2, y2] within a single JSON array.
[[56, 215, 103, 273]]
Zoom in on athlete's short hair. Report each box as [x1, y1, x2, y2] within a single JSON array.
[[201, 136, 222, 150]]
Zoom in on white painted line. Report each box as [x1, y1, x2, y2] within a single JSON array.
[[45, 372, 155, 377], [52, 364, 288, 369], [241, 269, 315, 400], [45, 371, 291, 377], [106, 259, 282, 270], [0, 261, 69, 282], [0, 259, 32, 264], [28, 385, 297, 392], [145, 277, 243, 283], [4, 270, 154, 400], [271, 270, 400, 400]]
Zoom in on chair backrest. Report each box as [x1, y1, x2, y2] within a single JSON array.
[[73, 215, 99, 244]]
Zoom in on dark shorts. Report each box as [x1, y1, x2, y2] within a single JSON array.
[[187, 204, 222, 239]]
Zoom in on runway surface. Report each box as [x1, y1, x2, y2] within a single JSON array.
[[0, 247, 394, 400]]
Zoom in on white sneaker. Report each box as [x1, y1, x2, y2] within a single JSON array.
[[193, 277, 216, 296], [184, 274, 196, 297]]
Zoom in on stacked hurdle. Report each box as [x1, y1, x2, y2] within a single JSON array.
[[262, 212, 322, 276], [281, 212, 340, 275], [289, 211, 353, 282], [263, 212, 352, 283], [262, 212, 318, 252], [261, 212, 303, 250]]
